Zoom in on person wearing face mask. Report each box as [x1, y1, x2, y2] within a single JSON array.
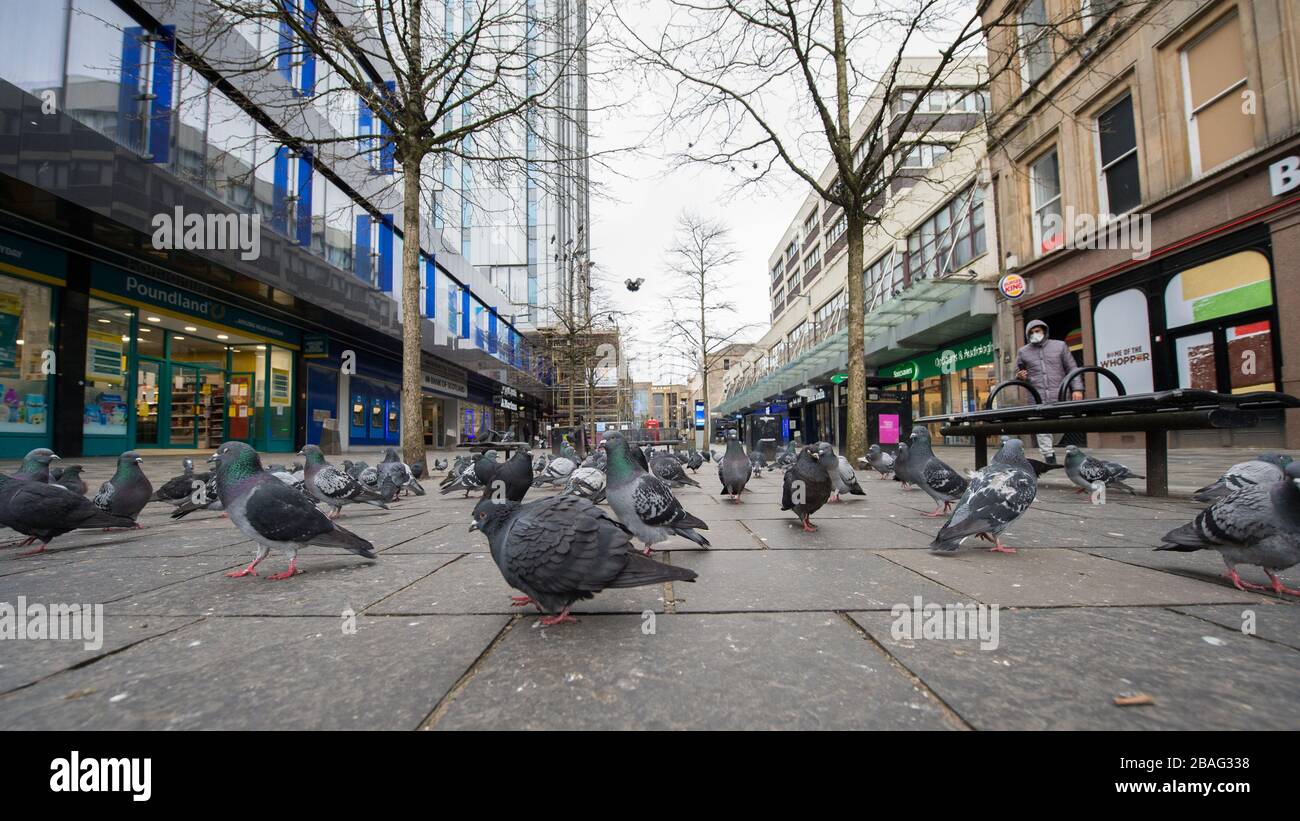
[[1014, 319, 1083, 464]]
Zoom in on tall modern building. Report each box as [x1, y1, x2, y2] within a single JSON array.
[[0, 0, 559, 459]]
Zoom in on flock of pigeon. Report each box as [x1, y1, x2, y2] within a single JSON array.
[[1, 430, 1298, 626]]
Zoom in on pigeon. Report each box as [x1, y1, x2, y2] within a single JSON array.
[[718, 432, 751, 501], [629, 445, 650, 473], [602, 433, 710, 553], [379, 447, 425, 496], [211, 442, 376, 580], [651, 452, 700, 488], [300, 444, 389, 517], [686, 449, 704, 472], [432, 458, 448, 472], [169, 473, 223, 519], [1063, 445, 1143, 496], [1192, 453, 1292, 503], [893, 441, 921, 490], [780, 445, 832, 532], [1158, 461, 1300, 596], [484, 447, 534, 502], [817, 442, 865, 502], [50, 465, 87, 496], [909, 427, 969, 517], [92, 451, 153, 527], [862, 444, 895, 479], [532, 453, 549, 475], [624, 277, 645, 292], [358, 463, 400, 503], [409, 460, 427, 481], [1025, 458, 1063, 477], [344, 460, 370, 481], [442, 455, 471, 487], [150, 457, 211, 507], [471, 493, 696, 625], [0, 475, 136, 555], [929, 439, 1037, 555], [11, 448, 58, 482], [441, 457, 484, 497], [563, 463, 607, 504], [532, 450, 575, 487]]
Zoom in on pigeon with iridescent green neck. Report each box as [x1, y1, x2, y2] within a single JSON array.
[[212, 442, 376, 580], [12, 448, 58, 483], [601, 433, 709, 554], [92, 451, 152, 527]]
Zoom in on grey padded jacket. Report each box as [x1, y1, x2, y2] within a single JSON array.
[[1015, 319, 1082, 403]]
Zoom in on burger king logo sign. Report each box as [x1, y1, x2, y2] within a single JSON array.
[[999, 273, 1026, 300]]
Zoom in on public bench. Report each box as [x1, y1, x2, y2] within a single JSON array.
[[914, 365, 1300, 496]]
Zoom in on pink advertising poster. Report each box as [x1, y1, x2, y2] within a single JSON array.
[[879, 414, 900, 444]]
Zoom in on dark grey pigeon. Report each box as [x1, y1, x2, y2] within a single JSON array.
[[602, 433, 710, 553], [630, 445, 650, 473], [379, 447, 424, 496], [1192, 453, 1292, 503], [212, 442, 376, 580], [718, 432, 751, 501], [150, 457, 211, 507], [686, 449, 704, 472], [930, 439, 1037, 554], [0, 474, 135, 555], [651, 452, 700, 488], [908, 427, 968, 517], [781, 446, 832, 532], [471, 493, 697, 625], [485, 446, 534, 503], [169, 473, 223, 519], [1159, 461, 1300, 596], [1063, 445, 1143, 496], [300, 444, 389, 517], [92, 451, 153, 527], [12, 448, 58, 483], [531, 450, 575, 487], [817, 442, 865, 502], [50, 464, 87, 497], [862, 444, 895, 479], [358, 463, 400, 502], [893, 441, 920, 490]]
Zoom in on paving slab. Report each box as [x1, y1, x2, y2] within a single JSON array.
[[875, 548, 1266, 607], [1172, 604, 1300, 651], [849, 607, 1300, 730], [432, 612, 957, 730], [369, 552, 671, 615], [1077, 546, 1300, 595], [743, 516, 937, 550], [0, 614, 509, 730], [105, 553, 454, 616], [0, 554, 246, 605]]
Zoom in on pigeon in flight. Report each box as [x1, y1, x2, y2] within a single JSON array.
[[625, 277, 645, 292], [929, 439, 1037, 555]]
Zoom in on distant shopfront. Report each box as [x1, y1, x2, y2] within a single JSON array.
[[878, 331, 996, 444]]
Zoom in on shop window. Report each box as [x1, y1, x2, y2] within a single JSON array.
[[1096, 95, 1140, 215], [1030, 148, 1063, 256], [1164, 251, 1272, 329], [268, 347, 293, 440], [1181, 13, 1252, 176], [0, 276, 53, 435], [84, 298, 132, 437], [1175, 332, 1218, 390]]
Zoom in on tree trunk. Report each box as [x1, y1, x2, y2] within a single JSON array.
[[699, 277, 709, 447], [400, 155, 426, 471], [845, 206, 867, 462]]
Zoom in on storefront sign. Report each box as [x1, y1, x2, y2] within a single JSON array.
[[878, 333, 994, 382], [879, 414, 900, 445], [86, 331, 124, 382], [1093, 288, 1155, 397], [303, 335, 329, 359], [421, 368, 468, 398], [830, 373, 848, 384], [270, 368, 291, 406], [1270, 155, 1300, 197], [998, 273, 1027, 299], [496, 395, 519, 411]]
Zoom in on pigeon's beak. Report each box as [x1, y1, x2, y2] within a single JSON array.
[[207, 453, 219, 464], [50, 454, 61, 460], [467, 519, 479, 533], [134, 457, 143, 464]]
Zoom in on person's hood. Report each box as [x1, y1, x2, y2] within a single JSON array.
[[1025, 319, 1049, 344]]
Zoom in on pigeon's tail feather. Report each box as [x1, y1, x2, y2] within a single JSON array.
[[408, 479, 426, 496], [360, 497, 390, 510], [673, 527, 710, 548], [607, 553, 698, 588], [1157, 521, 1210, 551], [675, 510, 709, 531], [1109, 480, 1139, 495], [72, 509, 137, 530], [848, 480, 866, 496], [309, 524, 377, 558], [927, 517, 990, 553], [928, 535, 964, 553]]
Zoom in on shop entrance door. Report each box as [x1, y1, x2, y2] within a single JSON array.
[[226, 372, 255, 442], [135, 359, 163, 447], [167, 365, 202, 448], [195, 368, 226, 449]]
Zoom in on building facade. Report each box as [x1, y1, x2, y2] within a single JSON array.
[[983, 0, 1300, 449], [0, 0, 557, 458]]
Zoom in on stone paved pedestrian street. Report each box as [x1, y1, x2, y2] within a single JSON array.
[[2, 448, 1297, 730]]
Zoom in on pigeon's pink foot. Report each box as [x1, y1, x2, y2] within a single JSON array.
[[801, 517, 817, 533], [1267, 573, 1300, 597], [641, 546, 655, 556], [1222, 570, 1268, 592], [18, 543, 46, 556], [987, 536, 1017, 554], [1, 536, 37, 548], [219, 512, 229, 518], [830, 495, 840, 503], [266, 559, 300, 581], [538, 608, 577, 626], [510, 596, 535, 607], [921, 508, 945, 518], [225, 566, 258, 578]]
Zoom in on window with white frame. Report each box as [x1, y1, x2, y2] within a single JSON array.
[[1019, 0, 1052, 87], [1030, 148, 1063, 256], [1180, 12, 1253, 176], [898, 143, 951, 169], [803, 242, 821, 270], [1095, 94, 1140, 216], [826, 214, 847, 244], [803, 209, 819, 235], [904, 184, 987, 280]]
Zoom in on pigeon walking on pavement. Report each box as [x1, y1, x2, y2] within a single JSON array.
[[532, 448, 575, 487], [150, 457, 210, 507], [1159, 461, 1300, 596], [379, 447, 425, 496], [0, 475, 136, 555], [780, 445, 832, 532], [485, 446, 534, 503], [92, 451, 153, 528], [12, 448, 58, 483], [817, 442, 865, 502], [1063, 445, 1143, 496], [718, 432, 752, 501], [929, 439, 1037, 555], [471, 494, 696, 625], [602, 433, 710, 554], [909, 427, 969, 517], [50, 465, 88, 496], [651, 452, 700, 488], [1192, 453, 1292, 503], [169, 474, 224, 519], [893, 441, 920, 490], [300, 444, 389, 518], [861, 444, 895, 479], [212, 442, 376, 580]]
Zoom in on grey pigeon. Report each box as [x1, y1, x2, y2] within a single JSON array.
[[50, 465, 87, 496], [358, 464, 400, 502], [563, 464, 607, 504], [817, 442, 865, 502], [780, 445, 832, 532], [432, 458, 448, 472], [169, 473, 223, 519], [1192, 453, 1291, 503], [485, 446, 534, 503], [300, 444, 389, 517], [893, 441, 920, 490], [472, 493, 697, 625], [532, 451, 575, 487], [409, 460, 427, 481], [629, 445, 650, 473], [686, 449, 704, 472], [930, 439, 1037, 554], [440, 458, 484, 497], [602, 433, 710, 553], [909, 427, 969, 517], [718, 432, 751, 501], [1158, 461, 1300, 596], [1063, 445, 1143, 496], [0, 474, 135, 555], [92, 451, 153, 527], [150, 457, 211, 506], [862, 444, 895, 479], [379, 447, 424, 496], [651, 452, 700, 488], [344, 460, 369, 481], [12, 448, 57, 482], [212, 442, 376, 580]]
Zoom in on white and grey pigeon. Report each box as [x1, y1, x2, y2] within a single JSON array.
[[1159, 461, 1300, 596], [1063, 445, 1143, 496], [532, 451, 576, 487], [211, 442, 376, 580], [601, 433, 710, 554], [717, 432, 751, 501], [300, 444, 389, 518], [816, 442, 865, 502], [170, 473, 224, 519], [930, 439, 1037, 555], [1192, 453, 1292, 503], [908, 428, 969, 517], [563, 463, 607, 503], [861, 444, 895, 479]]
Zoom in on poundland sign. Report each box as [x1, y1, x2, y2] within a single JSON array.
[[878, 333, 994, 382]]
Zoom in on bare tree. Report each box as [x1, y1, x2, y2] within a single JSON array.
[[661, 211, 754, 445], [614, 0, 1134, 460]]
